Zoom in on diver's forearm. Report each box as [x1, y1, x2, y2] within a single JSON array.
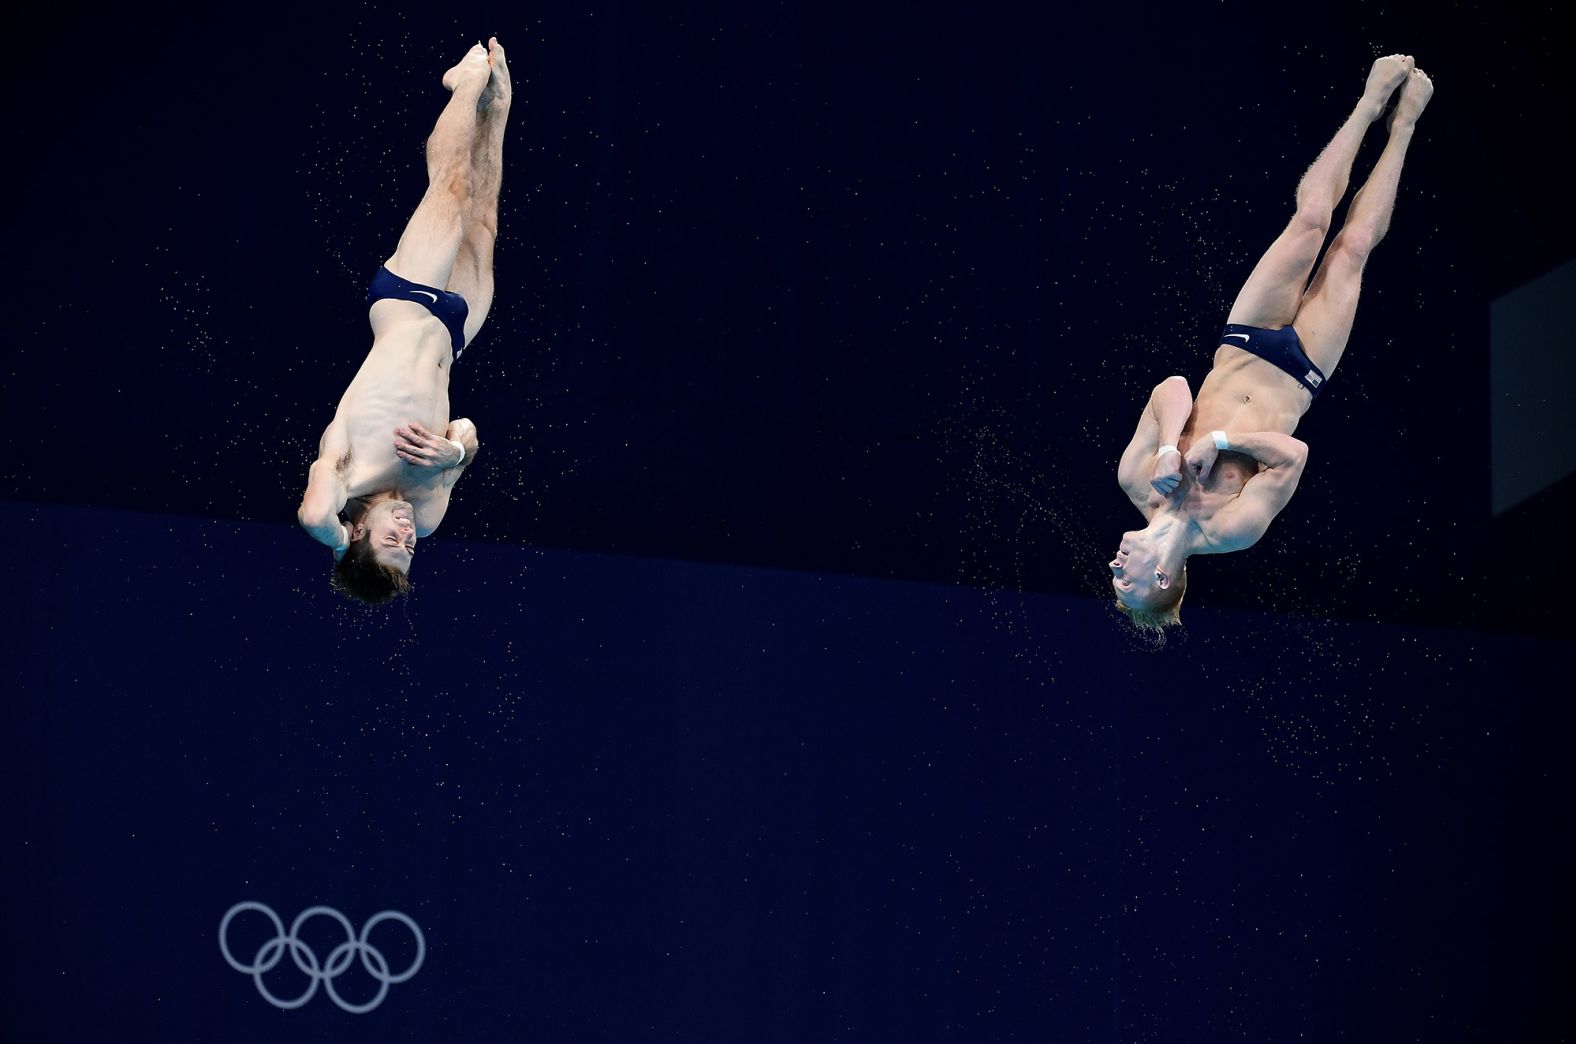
[[446, 419, 479, 467], [1216, 430, 1308, 469], [1151, 376, 1193, 448], [298, 508, 350, 551]]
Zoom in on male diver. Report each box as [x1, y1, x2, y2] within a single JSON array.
[[297, 39, 510, 603], [1111, 55, 1433, 631]]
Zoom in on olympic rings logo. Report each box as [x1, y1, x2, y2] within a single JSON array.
[[218, 902, 425, 1014]]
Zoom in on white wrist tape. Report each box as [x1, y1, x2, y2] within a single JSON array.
[[449, 438, 466, 466], [1212, 430, 1229, 450], [1156, 444, 1179, 458]]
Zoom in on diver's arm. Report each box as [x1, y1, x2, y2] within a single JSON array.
[[409, 420, 479, 537], [442, 418, 479, 474], [1117, 376, 1192, 502], [1148, 376, 1193, 449], [298, 457, 352, 556], [1185, 429, 1307, 483], [1197, 434, 1309, 551]]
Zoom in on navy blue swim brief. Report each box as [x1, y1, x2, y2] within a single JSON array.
[[367, 266, 471, 359], [1219, 323, 1326, 398]]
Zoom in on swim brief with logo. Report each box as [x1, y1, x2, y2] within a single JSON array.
[[1219, 323, 1326, 398], [367, 266, 471, 359]]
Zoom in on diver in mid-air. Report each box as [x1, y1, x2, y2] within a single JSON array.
[[297, 39, 511, 603], [1108, 54, 1433, 632]]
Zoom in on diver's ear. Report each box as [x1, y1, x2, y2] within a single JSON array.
[[1155, 569, 1170, 590], [349, 519, 368, 541]]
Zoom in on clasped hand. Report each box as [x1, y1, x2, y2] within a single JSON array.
[[394, 422, 463, 469]]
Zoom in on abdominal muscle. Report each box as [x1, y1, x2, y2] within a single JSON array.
[[1182, 344, 1312, 447], [326, 310, 454, 499]]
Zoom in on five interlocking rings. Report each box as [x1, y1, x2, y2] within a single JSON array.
[[218, 901, 426, 1014]]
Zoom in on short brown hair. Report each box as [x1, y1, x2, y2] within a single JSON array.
[[330, 535, 411, 604]]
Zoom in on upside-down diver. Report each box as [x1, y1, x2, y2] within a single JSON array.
[[297, 38, 511, 602], [1110, 54, 1433, 632]]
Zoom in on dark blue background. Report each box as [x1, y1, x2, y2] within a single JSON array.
[[5, 0, 1571, 633], [5, 0, 1572, 1039], [5, 502, 1567, 1040]]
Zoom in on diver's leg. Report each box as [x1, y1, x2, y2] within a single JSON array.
[[443, 38, 511, 348], [1292, 67, 1433, 376], [1223, 55, 1414, 330], [381, 44, 492, 292]]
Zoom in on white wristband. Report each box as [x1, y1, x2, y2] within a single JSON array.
[[449, 438, 466, 466], [1212, 430, 1229, 450], [1156, 444, 1179, 458]]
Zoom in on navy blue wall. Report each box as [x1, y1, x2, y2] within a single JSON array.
[[5, 501, 1563, 1040]]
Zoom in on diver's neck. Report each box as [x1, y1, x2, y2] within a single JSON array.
[[344, 490, 402, 521], [1145, 504, 1203, 561]]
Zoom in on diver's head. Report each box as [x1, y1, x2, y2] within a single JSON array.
[[1109, 529, 1186, 632], [330, 500, 416, 604]]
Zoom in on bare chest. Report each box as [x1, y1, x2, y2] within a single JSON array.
[[1174, 453, 1259, 533], [326, 329, 454, 497]]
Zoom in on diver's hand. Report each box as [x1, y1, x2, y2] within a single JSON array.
[[1150, 451, 1184, 495], [395, 421, 465, 469], [1185, 440, 1219, 483]]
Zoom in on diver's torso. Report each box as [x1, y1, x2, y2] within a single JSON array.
[[323, 312, 454, 500], [1186, 344, 1313, 445]]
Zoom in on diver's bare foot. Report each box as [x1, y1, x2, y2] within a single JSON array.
[[481, 37, 512, 112], [442, 43, 490, 93], [1363, 54, 1414, 116], [1389, 67, 1434, 130]]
